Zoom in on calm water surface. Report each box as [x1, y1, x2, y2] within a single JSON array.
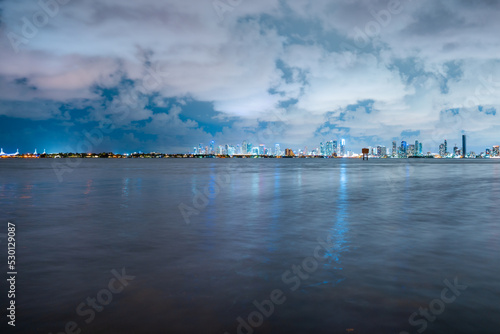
[[1, 159, 499, 334]]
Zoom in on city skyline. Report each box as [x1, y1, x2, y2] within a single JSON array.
[[1, 1, 500, 153], [189, 134, 499, 158], [2, 132, 500, 157]]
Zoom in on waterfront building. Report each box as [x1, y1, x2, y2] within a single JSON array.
[[340, 139, 346, 157], [378, 146, 387, 157], [493, 146, 500, 157], [242, 141, 248, 154], [275, 143, 281, 156], [258, 144, 265, 155], [462, 135, 467, 158], [439, 143, 445, 157], [210, 141, 215, 155], [408, 144, 415, 156], [400, 141, 407, 157]]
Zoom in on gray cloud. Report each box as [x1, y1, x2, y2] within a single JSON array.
[[1, 0, 499, 150]]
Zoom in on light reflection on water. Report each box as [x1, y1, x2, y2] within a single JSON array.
[[0, 159, 499, 334]]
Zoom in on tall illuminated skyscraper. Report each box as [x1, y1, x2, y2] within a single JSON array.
[[493, 146, 500, 157], [259, 144, 265, 155], [242, 140, 247, 154], [210, 141, 215, 155], [340, 139, 346, 157], [325, 141, 333, 156], [332, 140, 338, 156], [462, 135, 467, 158], [439, 143, 445, 157], [400, 141, 407, 157], [275, 143, 281, 156]]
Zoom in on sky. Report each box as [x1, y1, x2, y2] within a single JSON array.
[[1, 0, 500, 154]]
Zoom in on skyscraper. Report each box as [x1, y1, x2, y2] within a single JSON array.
[[392, 141, 397, 157], [444, 140, 448, 155], [340, 139, 346, 157], [275, 143, 281, 156], [242, 140, 247, 154], [400, 141, 407, 157], [259, 144, 265, 155], [325, 141, 333, 156], [377, 146, 386, 157], [439, 143, 445, 157], [210, 140, 215, 155], [493, 146, 500, 157], [408, 144, 415, 156], [462, 135, 467, 158]]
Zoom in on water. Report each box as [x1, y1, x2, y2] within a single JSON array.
[[1, 159, 499, 334]]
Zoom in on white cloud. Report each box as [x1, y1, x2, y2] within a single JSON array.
[[1, 0, 500, 150]]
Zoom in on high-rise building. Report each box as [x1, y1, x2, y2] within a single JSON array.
[[242, 140, 248, 154], [462, 135, 467, 158], [332, 140, 338, 156], [444, 140, 448, 154], [408, 144, 415, 156], [325, 141, 333, 156], [439, 143, 445, 157], [400, 141, 407, 157], [320, 142, 325, 156], [259, 144, 265, 155], [419, 143, 423, 155], [392, 141, 397, 157], [340, 139, 346, 157], [493, 146, 500, 157], [275, 143, 281, 156], [415, 140, 419, 156], [210, 140, 215, 154], [377, 146, 386, 157]]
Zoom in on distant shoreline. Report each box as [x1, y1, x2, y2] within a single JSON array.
[[2, 154, 499, 160]]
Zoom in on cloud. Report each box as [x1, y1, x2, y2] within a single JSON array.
[[1, 0, 500, 152]]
